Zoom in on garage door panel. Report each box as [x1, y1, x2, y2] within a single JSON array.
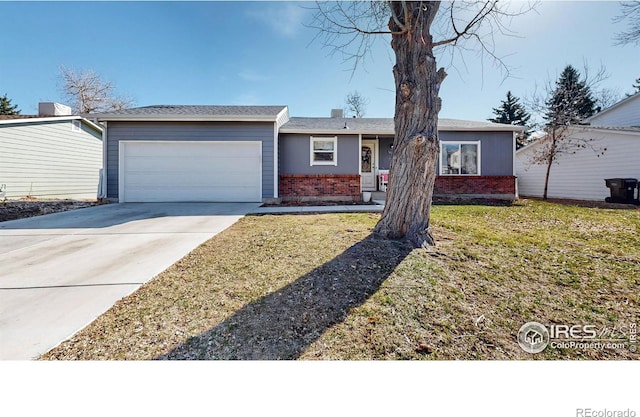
[[120, 141, 262, 202], [125, 185, 260, 203], [126, 173, 260, 188]]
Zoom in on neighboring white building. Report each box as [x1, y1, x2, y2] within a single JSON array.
[[0, 113, 103, 199], [585, 92, 640, 127], [516, 92, 640, 202]]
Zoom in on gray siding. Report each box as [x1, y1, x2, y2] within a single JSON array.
[[0, 120, 102, 199], [279, 134, 359, 175], [106, 121, 274, 199], [377, 132, 513, 175], [440, 131, 514, 176]]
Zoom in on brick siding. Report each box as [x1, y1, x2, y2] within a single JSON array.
[[279, 174, 361, 198], [435, 176, 517, 195]]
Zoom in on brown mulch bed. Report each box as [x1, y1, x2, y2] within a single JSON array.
[[0, 199, 100, 222]]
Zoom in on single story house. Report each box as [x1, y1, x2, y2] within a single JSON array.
[[0, 104, 104, 200], [516, 93, 640, 202], [95, 105, 525, 203]]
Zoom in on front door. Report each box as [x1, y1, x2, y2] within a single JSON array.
[[361, 140, 376, 191]]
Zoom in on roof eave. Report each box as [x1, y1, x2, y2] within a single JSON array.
[[279, 128, 395, 135], [439, 126, 527, 132], [584, 92, 640, 122], [95, 115, 280, 122], [0, 115, 103, 132]]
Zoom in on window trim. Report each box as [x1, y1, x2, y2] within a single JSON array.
[[439, 140, 481, 176], [310, 136, 338, 166]]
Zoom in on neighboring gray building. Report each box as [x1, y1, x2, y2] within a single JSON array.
[[96, 105, 524, 203], [0, 114, 103, 199]]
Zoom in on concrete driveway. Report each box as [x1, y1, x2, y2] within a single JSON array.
[[0, 202, 260, 360]]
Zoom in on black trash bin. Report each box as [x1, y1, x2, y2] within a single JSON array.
[[604, 178, 638, 204]]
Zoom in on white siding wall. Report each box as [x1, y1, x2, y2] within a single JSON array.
[[516, 129, 640, 201], [589, 95, 640, 127], [0, 120, 102, 199]]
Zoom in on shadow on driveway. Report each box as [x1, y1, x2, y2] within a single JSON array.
[[157, 234, 413, 360]]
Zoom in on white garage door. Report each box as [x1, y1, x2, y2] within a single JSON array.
[[119, 141, 262, 202]]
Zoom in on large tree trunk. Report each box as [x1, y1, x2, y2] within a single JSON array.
[[373, 2, 446, 248]]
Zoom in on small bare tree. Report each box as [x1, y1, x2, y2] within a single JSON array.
[[344, 90, 368, 117], [309, 1, 535, 247], [527, 125, 606, 200], [59, 66, 134, 114]]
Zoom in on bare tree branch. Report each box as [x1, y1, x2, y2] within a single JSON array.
[[613, 1, 640, 46], [59, 66, 134, 114], [344, 90, 369, 117], [308, 1, 537, 75]]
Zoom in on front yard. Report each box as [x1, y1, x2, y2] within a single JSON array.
[[41, 200, 639, 360]]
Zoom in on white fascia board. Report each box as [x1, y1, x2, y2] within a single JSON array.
[[100, 121, 108, 199], [568, 125, 640, 137], [280, 126, 525, 135], [439, 126, 528, 132], [0, 115, 104, 133], [512, 132, 517, 176], [95, 115, 279, 122], [0, 115, 79, 126], [275, 106, 290, 128], [280, 128, 395, 135], [81, 118, 105, 134], [273, 121, 279, 198]]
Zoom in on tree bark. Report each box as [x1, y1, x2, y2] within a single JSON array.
[[373, 2, 445, 248], [542, 128, 558, 200]]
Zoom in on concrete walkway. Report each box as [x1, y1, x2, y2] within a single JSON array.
[[0, 202, 259, 360]]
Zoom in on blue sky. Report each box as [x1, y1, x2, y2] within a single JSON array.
[[1, 1, 638, 123]]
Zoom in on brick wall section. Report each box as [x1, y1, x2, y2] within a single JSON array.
[[279, 174, 515, 198], [279, 174, 361, 197], [435, 176, 516, 195]]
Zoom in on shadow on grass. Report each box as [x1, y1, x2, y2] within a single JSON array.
[[156, 234, 413, 360]]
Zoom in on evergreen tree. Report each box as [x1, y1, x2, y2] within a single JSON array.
[[534, 65, 601, 200], [545, 65, 596, 127], [489, 91, 531, 125], [628, 77, 640, 97], [0, 93, 21, 115], [488, 91, 532, 148]]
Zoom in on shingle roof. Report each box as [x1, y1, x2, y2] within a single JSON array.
[[281, 117, 395, 133], [280, 117, 526, 133], [0, 115, 41, 120], [96, 105, 288, 121]]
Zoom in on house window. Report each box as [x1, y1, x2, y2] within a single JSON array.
[[71, 120, 82, 132], [440, 141, 480, 175], [310, 136, 338, 166]]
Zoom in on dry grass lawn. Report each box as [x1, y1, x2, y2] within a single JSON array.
[[41, 200, 639, 360]]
